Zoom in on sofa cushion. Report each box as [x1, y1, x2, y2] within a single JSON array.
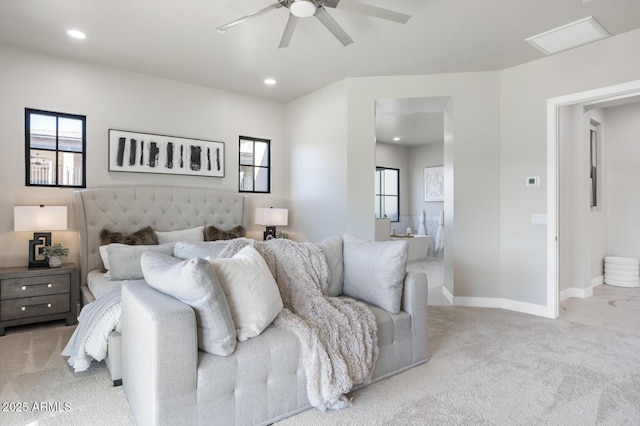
[[207, 245, 283, 342], [174, 240, 239, 260], [155, 226, 204, 244], [316, 235, 343, 297], [342, 234, 408, 314], [141, 251, 236, 356], [107, 243, 175, 280]]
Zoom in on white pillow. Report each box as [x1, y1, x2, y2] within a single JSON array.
[[107, 243, 175, 280], [174, 240, 233, 260], [155, 226, 205, 244], [141, 251, 236, 356], [98, 243, 127, 270], [206, 246, 283, 341], [342, 233, 408, 314]]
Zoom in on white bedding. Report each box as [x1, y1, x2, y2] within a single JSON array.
[[61, 286, 122, 372], [87, 269, 124, 299]]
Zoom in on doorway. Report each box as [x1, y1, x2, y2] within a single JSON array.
[[374, 96, 452, 304], [548, 79, 640, 319]]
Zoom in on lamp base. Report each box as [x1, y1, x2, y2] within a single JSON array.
[[263, 226, 277, 240], [28, 232, 51, 268]]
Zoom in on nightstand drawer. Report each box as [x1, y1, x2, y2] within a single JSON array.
[[0, 294, 70, 321], [1, 275, 71, 300]]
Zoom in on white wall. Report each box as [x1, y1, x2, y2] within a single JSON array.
[[0, 46, 287, 268], [286, 81, 348, 243], [605, 101, 640, 258], [500, 28, 640, 308], [409, 143, 444, 244]]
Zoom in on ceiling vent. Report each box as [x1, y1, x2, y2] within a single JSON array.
[[525, 16, 609, 55]]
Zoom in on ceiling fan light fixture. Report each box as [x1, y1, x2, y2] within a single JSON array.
[[290, 0, 317, 18]]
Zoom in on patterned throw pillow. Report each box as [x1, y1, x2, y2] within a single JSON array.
[[204, 225, 245, 241], [100, 226, 158, 245]]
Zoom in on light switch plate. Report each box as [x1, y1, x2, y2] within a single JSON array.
[[531, 213, 547, 224]]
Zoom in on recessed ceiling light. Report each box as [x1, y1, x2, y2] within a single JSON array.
[[264, 78, 277, 86], [525, 16, 609, 55], [393, 137, 400, 141], [67, 29, 87, 40]]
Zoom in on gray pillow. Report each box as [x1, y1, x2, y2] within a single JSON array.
[[316, 235, 343, 297], [342, 233, 408, 314], [107, 243, 175, 280], [155, 226, 204, 244], [141, 251, 236, 356], [173, 240, 235, 260]]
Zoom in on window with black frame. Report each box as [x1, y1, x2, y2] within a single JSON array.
[[375, 167, 399, 222], [239, 136, 270, 193], [25, 108, 86, 188]]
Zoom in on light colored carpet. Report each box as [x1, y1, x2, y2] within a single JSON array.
[[0, 323, 134, 426], [2, 306, 639, 425], [277, 306, 640, 425]]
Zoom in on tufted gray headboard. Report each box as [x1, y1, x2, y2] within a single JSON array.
[[73, 185, 249, 289]]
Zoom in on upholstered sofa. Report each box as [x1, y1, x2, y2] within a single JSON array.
[[121, 235, 428, 426]]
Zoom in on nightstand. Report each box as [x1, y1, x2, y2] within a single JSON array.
[[0, 263, 79, 336]]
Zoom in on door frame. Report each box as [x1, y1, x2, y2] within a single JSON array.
[[546, 79, 640, 318]]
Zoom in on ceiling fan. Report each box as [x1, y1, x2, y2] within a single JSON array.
[[216, 0, 411, 48]]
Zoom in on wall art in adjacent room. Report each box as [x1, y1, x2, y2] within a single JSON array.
[[108, 129, 225, 177], [424, 166, 444, 202]]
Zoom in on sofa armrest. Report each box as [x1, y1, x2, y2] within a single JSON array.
[[401, 271, 428, 362], [121, 280, 198, 426]]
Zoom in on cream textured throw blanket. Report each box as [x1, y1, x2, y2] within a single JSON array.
[[219, 239, 378, 411]]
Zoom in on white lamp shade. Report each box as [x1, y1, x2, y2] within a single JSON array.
[[255, 207, 288, 226], [14, 206, 68, 232]]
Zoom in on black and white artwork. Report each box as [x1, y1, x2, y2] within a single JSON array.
[[108, 129, 225, 178]]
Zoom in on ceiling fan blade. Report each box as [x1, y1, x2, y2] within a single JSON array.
[[216, 2, 284, 32], [314, 7, 353, 46], [335, 0, 411, 24], [279, 14, 300, 48]]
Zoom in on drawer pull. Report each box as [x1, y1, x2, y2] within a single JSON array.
[[21, 303, 52, 311], [21, 283, 53, 290]]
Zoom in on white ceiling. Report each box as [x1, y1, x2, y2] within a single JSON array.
[[2, 1, 640, 148], [1, 0, 640, 105]]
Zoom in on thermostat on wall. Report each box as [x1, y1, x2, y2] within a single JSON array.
[[526, 176, 540, 187]]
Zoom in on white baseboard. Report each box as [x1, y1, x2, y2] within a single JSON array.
[[442, 278, 607, 319], [558, 276, 602, 302], [592, 275, 604, 287], [442, 285, 454, 305], [451, 296, 553, 318]]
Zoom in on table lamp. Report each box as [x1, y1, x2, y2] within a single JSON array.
[[255, 207, 288, 240], [14, 205, 68, 268]]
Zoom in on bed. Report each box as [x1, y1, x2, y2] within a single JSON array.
[[73, 185, 249, 385]]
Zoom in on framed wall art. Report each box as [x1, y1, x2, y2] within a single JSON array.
[[108, 129, 225, 178], [424, 166, 444, 202]]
